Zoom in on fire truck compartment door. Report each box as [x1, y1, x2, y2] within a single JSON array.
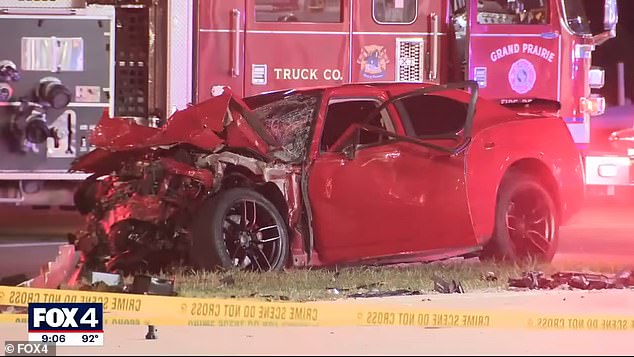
[[351, 0, 442, 84], [242, 0, 350, 97], [465, 0, 560, 103], [196, 0, 246, 102]]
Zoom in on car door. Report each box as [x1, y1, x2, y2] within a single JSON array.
[[306, 86, 477, 265]]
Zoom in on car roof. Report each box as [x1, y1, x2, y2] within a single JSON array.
[[245, 82, 437, 98], [243, 82, 521, 133]]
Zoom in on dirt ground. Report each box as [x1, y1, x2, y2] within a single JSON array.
[[2, 289, 633, 355]]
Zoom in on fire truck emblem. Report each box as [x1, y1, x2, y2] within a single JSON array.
[[357, 45, 390, 79], [508, 59, 536, 95]]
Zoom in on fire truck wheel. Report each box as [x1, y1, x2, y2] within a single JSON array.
[[481, 174, 559, 263], [189, 187, 290, 272]]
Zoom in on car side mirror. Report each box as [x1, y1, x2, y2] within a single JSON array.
[[342, 143, 356, 160], [329, 124, 361, 159], [342, 126, 362, 160]]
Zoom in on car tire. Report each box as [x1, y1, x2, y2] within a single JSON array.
[[189, 187, 290, 272], [481, 174, 559, 263], [73, 174, 99, 215]]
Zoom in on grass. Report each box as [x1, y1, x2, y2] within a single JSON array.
[[142, 258, 633, 302]]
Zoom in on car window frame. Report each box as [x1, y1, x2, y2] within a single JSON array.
[[392, 92, 469, 141], [320, 96, 397, 154]]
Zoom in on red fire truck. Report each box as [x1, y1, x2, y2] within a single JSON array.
[[0, 0, 622, 207]]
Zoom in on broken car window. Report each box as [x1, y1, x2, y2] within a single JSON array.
[[321, 99, 393, 151], [395, 94, 467, 137], [252, 93, 320, 162]]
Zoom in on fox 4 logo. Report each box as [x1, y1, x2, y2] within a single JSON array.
[[28, 303, 103, 332]]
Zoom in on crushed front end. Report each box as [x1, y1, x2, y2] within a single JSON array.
[[68, 87, 316, 275], [70, 150, 215, 274]]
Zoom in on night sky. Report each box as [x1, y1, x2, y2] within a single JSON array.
[[592, 1, 634, 105]]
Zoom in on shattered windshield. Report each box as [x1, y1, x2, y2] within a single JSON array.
[[562, 0, 591, 35], [251, 93, 321, 162]]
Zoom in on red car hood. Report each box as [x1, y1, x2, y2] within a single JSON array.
[[70, 87, 278, 174]]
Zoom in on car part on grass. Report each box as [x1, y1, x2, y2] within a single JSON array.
[[348, 289, 423, 298], [248, 293, 291, 301], [77, 280, 125, 293], [508, 270, 634, 290], [508, 271, 552, 289], [129, 275, 176, 296], [433, 276, 465, 294], [90, 271, 122, 286]]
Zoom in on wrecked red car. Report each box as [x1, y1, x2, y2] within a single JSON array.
[[69, 82, 584, 274]]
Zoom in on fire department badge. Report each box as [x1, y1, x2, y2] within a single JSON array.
[[357, 45, 390, 79], [508, 59, 536, 95]]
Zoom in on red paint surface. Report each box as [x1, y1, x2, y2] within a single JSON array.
[[72, 87, 272, 173], [76, 81, 585, 267]]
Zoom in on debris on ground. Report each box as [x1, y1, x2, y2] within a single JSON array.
[[508, 270, 634, 290], [326, 287, 349, 295], [482, 271, 498, 282], [508, 271, 551, 289], [348, 289, 422, 298], [78, 281, 125, 293], [90, 272, 122, 287], [433, 276, 465, 294], [247, 293, 290, 301], [74, 274, 177, 296], [325, 281, 423, 298], [128, 275, 177, 296]]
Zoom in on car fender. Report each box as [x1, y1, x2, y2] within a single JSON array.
[[465, 117, 585, 244]]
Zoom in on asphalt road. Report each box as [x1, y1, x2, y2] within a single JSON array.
[[0, 197, 633, 282], [556, 197, 634, 266]]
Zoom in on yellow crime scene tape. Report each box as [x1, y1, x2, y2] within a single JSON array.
[[1, 286, 634, 331]]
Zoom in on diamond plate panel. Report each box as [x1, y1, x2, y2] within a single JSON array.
[[396, 38, 424, 83], [167, 0, 193, 115], [114, 7, 149, 117]]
